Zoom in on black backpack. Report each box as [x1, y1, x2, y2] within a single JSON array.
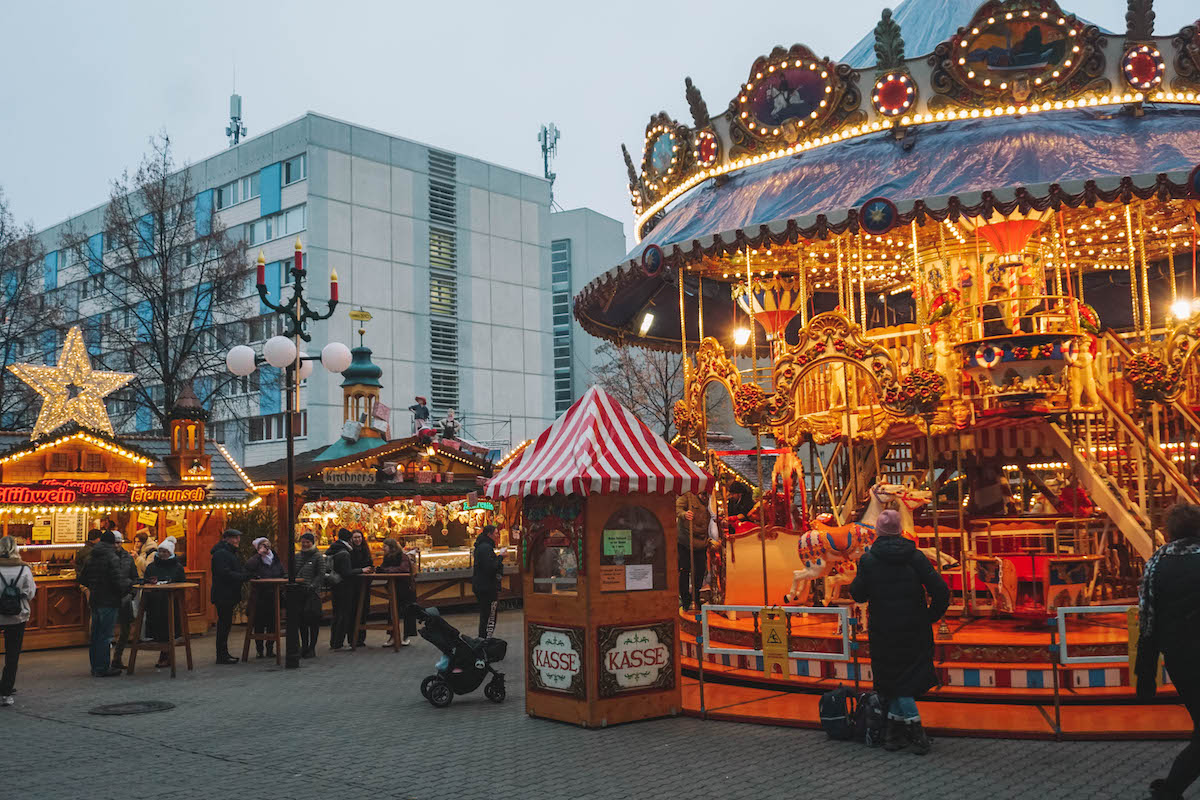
[[854, 691, 886, 746], [0, 566, 26, 616], [819, 687, 856, 740]]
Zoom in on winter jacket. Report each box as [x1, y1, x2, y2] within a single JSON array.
[[676, 493, 711, 550], [849, 535, 951, 698], [80, 542, 133, 608], [380, 550, 416, 597], [74, 542, 96, 578], [1136, 538, 1200, 698], [143, 556, 186, 584], [0, 557, 37, 625], [326, 540, 363, 592], [245, 551, 285, 580], [134, 540, 158, 578], [295, 549, 325, 594], [210, 541, 248, 606], [115, 546, 138, 591], [350, 541, 374, 571], [471, 533, 504, 598]]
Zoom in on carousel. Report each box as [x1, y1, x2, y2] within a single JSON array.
[[576, 0, 1200, 737]]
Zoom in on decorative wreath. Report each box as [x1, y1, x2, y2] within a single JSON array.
[[733, 383, 769, 425], [884, 367, 945, 416], [1125, 352, 1180, 402]]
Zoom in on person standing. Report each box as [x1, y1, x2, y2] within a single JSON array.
[[245, 537, 285, 659], [349, 531, 374, 647], [134, 534, 158, 578], [79, 529, 131, 677], [75, 528, 102, 576], [849, 510, 950, 755], [327, 529, 370, 650], [0, 535, 36, 705], [143, 538, 185, 668], [110, 533, 138, 670], [471, 525, 505, 638], [675, 491, 711, 611], [294, 533, 325, 658], [378, 537, 416, 647], [210, 529, 249, 665], [409, 396, 430, 434], [1137, 503, 1200, 800]]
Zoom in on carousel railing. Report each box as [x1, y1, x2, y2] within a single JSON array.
[[957, 296, 1080, 341]]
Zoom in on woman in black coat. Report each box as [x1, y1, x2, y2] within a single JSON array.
[[142, 538, 187, 667], [849, 510, 950, 755], [350, 531, 374, 647], [245, 537, 285, 658], [378, 537, 417, 646]]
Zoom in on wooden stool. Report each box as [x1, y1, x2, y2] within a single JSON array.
[[242, 578, 286, 664], [351, 573, 407, 652], [127, 582, 197, 678]]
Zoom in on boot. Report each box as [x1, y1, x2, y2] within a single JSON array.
[[883, 719, 908, 752], [255, 642, 265, 659], [1149, 779, 1183, 800], [265, 643, 275, 658], [907, 721, 931, 756]]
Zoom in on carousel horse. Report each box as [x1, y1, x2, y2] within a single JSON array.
[[784, 481, 913, 604]]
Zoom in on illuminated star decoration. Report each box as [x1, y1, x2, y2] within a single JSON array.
[[7, 326, 134, 439]]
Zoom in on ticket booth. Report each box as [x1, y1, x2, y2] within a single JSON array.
[[486, 387, 713, 727]]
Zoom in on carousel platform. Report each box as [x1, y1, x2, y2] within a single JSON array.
[[679, 608, 1189, 739]]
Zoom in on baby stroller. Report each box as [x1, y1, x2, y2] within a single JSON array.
[[415, 607, 507, 708]]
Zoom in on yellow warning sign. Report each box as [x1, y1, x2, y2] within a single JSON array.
[[761, 607, 789, 679]]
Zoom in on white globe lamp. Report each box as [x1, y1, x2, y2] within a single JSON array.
[[321, 341, 352, 373], [263, 336, 298, 369], [226, 345, 258, 376], [298, 353, 314, 381]]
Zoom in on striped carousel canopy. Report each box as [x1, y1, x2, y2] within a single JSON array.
[[485, 386, 714, 499]]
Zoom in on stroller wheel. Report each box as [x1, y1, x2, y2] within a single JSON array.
[[484, 677, 506, 704], [428, 678, 453, 708], [420, 675, 439, 700]]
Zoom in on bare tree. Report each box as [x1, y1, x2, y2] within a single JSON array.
[[0, 187, 53, 429], [590, 342, 686, 439], [62, 134, 249, 434]]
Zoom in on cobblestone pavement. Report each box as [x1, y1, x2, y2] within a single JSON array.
[[0, 609, 1181, 800]]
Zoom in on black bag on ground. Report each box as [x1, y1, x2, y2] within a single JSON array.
[[819, 687, 856, 740], [854, 691, 886, 746]]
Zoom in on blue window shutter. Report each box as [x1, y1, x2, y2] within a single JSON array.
[[87, 233, 104, 275], [85, 316, 102, 355], [194, 190, 214, 237], [137, 215, 154, 257], [1, 271, 16, 303], [259, 262, 281, 314], [260, 163, 282, 216], [43, 251, 57, 291], [136, 405, 151, 432], [259, 371, 281, 414], [195, 376, 212, 407], [42, 330, 56, 361], [196, 281, 213, 325], [136, 300, 152, 342]]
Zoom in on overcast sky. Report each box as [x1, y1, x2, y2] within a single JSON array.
[[0, 0, 1192, 246]]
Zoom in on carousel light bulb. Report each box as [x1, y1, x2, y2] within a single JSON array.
[[1171, 299, 1192, 320], [639, 312, 655, 335], [733, 328, 751, 347]]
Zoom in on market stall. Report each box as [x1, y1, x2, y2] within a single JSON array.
[[0, 330, 259, 650], [488, 385, 713, 728]]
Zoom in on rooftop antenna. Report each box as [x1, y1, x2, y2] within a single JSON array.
[[538, 123, 561, 211], [226, 92, 247, 147]]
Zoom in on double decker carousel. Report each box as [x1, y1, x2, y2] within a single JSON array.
[[575, 0, 1200, 737]]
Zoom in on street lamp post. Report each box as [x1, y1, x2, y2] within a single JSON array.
[[226, 240, 352, 669]]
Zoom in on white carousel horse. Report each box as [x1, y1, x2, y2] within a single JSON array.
[[784, 481, 908, 604]]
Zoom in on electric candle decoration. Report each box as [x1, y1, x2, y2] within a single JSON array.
[[330, 268, 339, 302], [256, 250, 266, 287]]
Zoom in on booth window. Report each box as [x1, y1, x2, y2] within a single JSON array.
[[598, 504, 666, 592], [532, 527, 580, 595]]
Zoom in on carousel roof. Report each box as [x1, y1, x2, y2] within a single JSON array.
[[485, 386, 714, 498]]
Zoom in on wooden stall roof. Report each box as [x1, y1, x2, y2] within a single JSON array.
[[245, 434, 494, 487]]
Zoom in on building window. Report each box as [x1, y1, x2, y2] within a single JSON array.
[[247, 204, 306, 246], [427, 150, 459, 415], [215, 172, 261, 210], [283, 154, 307, 186], [248, 410, 306, 442], [551, 239, 573, 415]]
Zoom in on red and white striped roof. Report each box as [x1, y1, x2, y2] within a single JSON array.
[[485, 386, 713, 499]]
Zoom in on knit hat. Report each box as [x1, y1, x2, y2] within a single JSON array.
[[112, 531, 125, 543], [158, 537, 176, 556], [299, 532, 315, 543], [222, 528, 243, 539], [876, 509, 902, 536], [337, 528, 353, 542], [252, 537, 269, 550], [99, 530, 116, 544]]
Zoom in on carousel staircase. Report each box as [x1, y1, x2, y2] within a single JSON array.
[[1046, 388, 1200, 559]]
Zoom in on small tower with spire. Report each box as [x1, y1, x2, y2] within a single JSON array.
[[342, 309, 383, 440], [166, 383, 212, 479]]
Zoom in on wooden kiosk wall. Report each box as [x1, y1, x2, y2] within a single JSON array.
[[524, 493, 682, 728]]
